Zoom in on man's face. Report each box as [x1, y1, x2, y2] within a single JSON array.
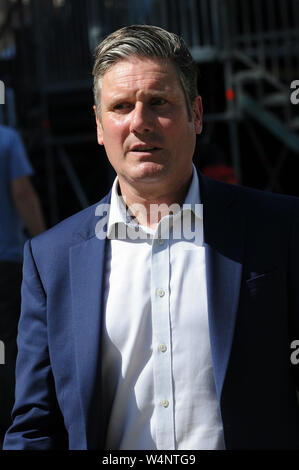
[[94, 56, 202, 196]]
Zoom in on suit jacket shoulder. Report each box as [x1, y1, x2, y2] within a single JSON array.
[[24, 192, 111, 292], [29, 191, 111, 254], [200, 172, 299, 214], [200, 173, 299, 245]]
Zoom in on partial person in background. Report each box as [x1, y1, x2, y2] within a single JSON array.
[[0, 124, 46, 446]]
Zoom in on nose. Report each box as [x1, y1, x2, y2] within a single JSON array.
[[129, 102, 153, 135]]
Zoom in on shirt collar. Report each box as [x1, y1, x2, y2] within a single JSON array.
[[181, 163, 202, 216], [107, 177, 132, 238], [107, 163, 202, 238]]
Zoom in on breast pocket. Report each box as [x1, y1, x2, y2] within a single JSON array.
[[246, 268, 286, 321]]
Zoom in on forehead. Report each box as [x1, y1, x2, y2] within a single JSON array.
[[100, 56, 182, 97]]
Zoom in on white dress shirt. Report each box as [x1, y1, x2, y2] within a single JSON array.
[[101, 166, 225, 450]]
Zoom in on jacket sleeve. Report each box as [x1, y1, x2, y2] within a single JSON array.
[[3, 240, 68, 449]]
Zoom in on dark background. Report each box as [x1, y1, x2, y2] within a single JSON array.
[[0, 0, 299, 228]]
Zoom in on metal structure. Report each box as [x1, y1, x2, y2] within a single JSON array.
[[223, 0, 299, 189], [0, 0, 299, 223]]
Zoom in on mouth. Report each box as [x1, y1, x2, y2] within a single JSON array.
[[130, 145, 161, 153]]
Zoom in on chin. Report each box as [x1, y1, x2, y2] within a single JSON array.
[[131, 170, 167, 186], [133, 161, 167, 179]]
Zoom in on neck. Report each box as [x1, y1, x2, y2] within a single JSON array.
[[117, 173, 193, 229]]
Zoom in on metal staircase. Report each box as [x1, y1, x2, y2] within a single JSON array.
[[220, 0, 299, 190], [160, 0, 299, 189]]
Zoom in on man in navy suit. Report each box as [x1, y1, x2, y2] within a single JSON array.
[[3, 25, 299, 450]]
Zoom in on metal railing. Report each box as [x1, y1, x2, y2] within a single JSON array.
[[11, 1, 297, 92], [28, 0, 226, 89], [226, 0, 299, 84]]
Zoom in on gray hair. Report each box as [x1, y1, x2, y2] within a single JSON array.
[[92, 25, 198, 119]]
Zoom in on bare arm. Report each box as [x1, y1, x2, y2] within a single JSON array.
[[11, 176, 47, 237]]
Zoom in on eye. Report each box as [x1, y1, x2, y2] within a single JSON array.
[[113, 102, 133, 113], [150, 98, 167, 106]]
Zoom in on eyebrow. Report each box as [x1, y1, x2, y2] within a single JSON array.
[[107, 87, 174, 106], [138, 89, 171, 98]]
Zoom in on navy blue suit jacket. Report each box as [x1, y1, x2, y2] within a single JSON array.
[[3, 172, 299, 449]]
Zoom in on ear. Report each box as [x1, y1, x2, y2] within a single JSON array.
[[192, 96, 203, 135], [93, 105, 104, 145]]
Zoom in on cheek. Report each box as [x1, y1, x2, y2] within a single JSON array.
[[102, 117, 129, 146], [158, 116, 194, 141], [157, 116, 180, 135]]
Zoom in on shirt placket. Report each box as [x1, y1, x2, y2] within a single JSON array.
[[151, 228, 175, 450]]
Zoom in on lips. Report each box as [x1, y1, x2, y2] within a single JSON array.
[[132, 147, 156, 151], [129, 144, 161, 152]]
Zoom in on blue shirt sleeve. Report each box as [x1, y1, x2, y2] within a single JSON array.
[[8, 129, 34, 180]]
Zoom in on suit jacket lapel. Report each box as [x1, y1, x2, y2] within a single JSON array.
[[69, 194, 110, 449], [200, 174, 246, 401]]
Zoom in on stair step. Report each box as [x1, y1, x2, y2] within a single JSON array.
[[261, 92, 289, 106], [234, 69, 264, 82], [239, 91, 299, 153]]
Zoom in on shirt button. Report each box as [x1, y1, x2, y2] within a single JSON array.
[[157, 238, 164, 245], [158, 344, 167, 353], [160, 400, 169, 408], [157, 288, 165, 297]]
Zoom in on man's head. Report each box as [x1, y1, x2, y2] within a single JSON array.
[[93, 25, 198, 120], [92, 25, 202, 201]]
